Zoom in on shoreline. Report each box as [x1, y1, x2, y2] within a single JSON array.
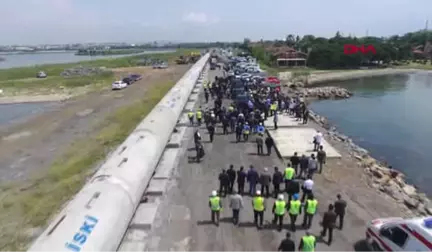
[[279, 68, 432, 86], [307, 106, 432, 216], [278, 68, 432, 215]]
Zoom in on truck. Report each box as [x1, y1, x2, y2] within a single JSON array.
[[210, 57, 218, 70]]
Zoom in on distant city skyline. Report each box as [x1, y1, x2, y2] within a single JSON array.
[[1, 0, 432, 45]]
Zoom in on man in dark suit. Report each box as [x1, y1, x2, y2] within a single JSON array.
[[334, 194, 347, 230], [320, 204, 337, 245]]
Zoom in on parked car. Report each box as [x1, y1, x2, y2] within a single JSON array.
[[37, 71, 47, 78], [112, 81, 127, 90], [122, 77, 132, 85], [153, 62, 168, 69], [129, 74, 142, 82]]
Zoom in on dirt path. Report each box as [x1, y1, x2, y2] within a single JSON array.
[[0, 65, 189, 183]]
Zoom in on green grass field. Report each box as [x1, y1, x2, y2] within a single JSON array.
[[0, 49, 199, 95]]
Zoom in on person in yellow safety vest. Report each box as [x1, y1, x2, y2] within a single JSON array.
[[298, 230, 316, 251], [243, 122, 251, 141], [252, 190, 266, 228], [288, 193, 301, 231], [284, 163, 296, 196], [272, 194, 287, 231], [270, 102, 277, 116], [188, 109, 194, 126], [196, 109, 203, 126], [203, 80, 208, 89], [209, 190, 222, 226], [302, 193, 318, 229]]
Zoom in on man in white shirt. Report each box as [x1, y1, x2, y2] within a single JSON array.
[[313, 131, 323, 151], [301, 175, 314, 202]]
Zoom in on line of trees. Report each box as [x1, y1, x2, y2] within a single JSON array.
[[241, 30, 432, 69]]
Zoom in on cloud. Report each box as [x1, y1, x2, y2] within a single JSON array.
[[182, 12, 220, 25]]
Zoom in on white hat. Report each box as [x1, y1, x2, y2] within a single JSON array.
[[264, 167, 268, 172], [256, 190, 261, 195], [211, 190, 217, 196], [278, 194, 284, 200]]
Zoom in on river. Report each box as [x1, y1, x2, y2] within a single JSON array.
[[0, 49, 175, 69], [309, 72, 432, 195]]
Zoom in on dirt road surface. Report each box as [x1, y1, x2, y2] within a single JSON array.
[[144, 70, 406, 251], [0, 65, 189, 183]]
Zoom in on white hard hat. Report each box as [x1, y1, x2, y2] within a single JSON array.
[[264, 167, 268, 172], [278, 194, 284, 200], [256, 190, 261, 195], [211, 190, 217, 196]]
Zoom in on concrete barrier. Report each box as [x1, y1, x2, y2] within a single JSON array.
[[27, 53, 210, 252]]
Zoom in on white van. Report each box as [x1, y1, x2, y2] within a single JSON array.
[[366, 216, 432, 251]]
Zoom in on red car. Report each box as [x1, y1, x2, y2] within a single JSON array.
[[265, 76, 281, 84]]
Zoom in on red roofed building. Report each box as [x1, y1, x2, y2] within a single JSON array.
[[270, 47, 307, 67]]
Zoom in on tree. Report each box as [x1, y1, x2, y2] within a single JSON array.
[[248, 29, 432, 69]]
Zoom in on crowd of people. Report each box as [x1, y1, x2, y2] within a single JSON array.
[[191, 65, 347, 251]]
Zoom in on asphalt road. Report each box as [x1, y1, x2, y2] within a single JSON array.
[[145, 69, 373, 251]]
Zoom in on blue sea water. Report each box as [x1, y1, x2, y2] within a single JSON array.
[[310, 73, 432, 195]]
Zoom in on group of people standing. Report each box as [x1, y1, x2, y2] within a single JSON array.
[[198, 64, 347, 251], [210, 162, 348, 250]]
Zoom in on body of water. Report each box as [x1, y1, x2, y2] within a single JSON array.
[[310, 73, 432, 195], [0, 49, 175, 69]]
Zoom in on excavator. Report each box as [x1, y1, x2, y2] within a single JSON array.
[[175, 52, 201, 65]]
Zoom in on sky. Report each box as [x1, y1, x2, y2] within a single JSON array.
[[1, 0, 432, 45]]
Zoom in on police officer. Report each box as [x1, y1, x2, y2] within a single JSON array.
[[257, 122, 265, 135], [283, 164, 296, 192], [252, 190, 265, 228], [302, 194, 318, 229], [298, 230, 316, 251], [209, 190, 222, 226], [287, 193, 301, 231], [188, 109, 194, 126], [196, 108, 203, 126], [243, 122, 251, 141], [272, 194, 287, 231]]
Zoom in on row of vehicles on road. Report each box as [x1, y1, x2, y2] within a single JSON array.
[[219, 51, 282, 106], [112, 73, 142, 90]]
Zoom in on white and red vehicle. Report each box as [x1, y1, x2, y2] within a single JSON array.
[[366, 216, 432, 251]]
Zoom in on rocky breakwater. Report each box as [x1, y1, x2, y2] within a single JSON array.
[[285, 82, 352, 99], [60, 66, 111, 77], [309, 111, 432, 216]]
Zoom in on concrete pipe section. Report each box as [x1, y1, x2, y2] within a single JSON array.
[[27, 53, 210, 252]]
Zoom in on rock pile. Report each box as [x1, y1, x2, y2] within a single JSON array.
[[286, 85, 352, 99], [309, 110, 432, 216], [305, 86, 352, 99], [60, 66, 110, 77]]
